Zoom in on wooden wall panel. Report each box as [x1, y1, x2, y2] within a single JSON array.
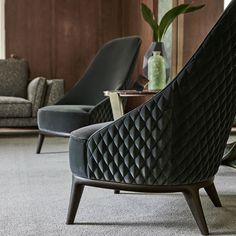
[[27, 0, 52, 79], [5, 0, 28, 58], [5, 0, 155, 90], [5, 0, 224, 90], [5, 0, 52, 79], [53, 0, 100, 90], [99, 0, 123, 44], [182, 0, 224, 65], [5, 0, 129, 91], [121, 0, 154, 81]]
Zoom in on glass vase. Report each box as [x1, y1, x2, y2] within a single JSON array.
[[148, 51, 166, 91]]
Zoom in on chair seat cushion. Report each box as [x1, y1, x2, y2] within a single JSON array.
[[0, 96, 32, 118], [69, 122, 112, 177], [38, 105, 95, 135]]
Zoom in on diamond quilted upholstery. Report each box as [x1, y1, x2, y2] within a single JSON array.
[[73, 2, 236, 186], [89, 98, 113, 124]]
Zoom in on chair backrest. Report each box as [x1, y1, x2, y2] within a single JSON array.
[[139, 1, 236, 183], [57, 36, 141, 105], [0, 58, 29, 98]]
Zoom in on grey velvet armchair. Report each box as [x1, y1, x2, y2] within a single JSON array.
[[66, 2, 236, 235], [0, 58, 63, 127], [36, 36, 141, 153]]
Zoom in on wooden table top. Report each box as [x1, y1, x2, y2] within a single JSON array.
[[104, 90, 160, 97]]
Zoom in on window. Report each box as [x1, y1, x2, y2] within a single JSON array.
[[0, 0, 5, 59], [224, 0, 232, 9]]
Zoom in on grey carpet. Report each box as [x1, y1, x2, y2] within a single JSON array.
[[0, 134, 236, 236]]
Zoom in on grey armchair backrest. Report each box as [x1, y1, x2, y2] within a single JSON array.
[[86, 1, 236, 185], [57, 36, 141, 106]]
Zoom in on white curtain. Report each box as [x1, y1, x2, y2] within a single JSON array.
[[0, 0, 5, 59]]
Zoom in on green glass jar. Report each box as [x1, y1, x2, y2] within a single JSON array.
[[148, 51, 166, 91]]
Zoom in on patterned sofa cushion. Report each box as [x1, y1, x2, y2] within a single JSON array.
[[0, 96, 32, 118], [27, 77, 47, 117], [0, 58, 29, 98], [44, 79, 64, 106]]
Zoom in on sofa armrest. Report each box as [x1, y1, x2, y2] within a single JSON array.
[[27, 77, 47, 117], [44, 79, 64, 106]]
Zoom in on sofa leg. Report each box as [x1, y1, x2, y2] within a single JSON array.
[[114, 189, 120, 194], [204, 183, 222, 207], [66, 176, 84, 224], [36, 133, 45, 154], [183, 188, 209, 235]]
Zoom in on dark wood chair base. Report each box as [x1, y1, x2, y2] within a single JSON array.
[[66, 176, 84, 224], [66, 176, 221, 235], [36, 133, 45, 154], [36, 130, 70, 154]]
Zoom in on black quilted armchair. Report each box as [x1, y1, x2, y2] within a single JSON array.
[[36, 36, 141, 153], [66, 2, 236, 235]]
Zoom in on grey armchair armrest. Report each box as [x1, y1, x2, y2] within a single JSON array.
[[27, 77, 47, 117]]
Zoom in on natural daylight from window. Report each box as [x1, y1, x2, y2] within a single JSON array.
[[0, 0, 5, 59], [225, 0, 232, 9]]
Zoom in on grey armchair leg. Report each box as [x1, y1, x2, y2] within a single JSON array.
[[183, 189, 209, 235], [36, 133, 45, 154], [204, 183, 222, 207], [66, 176, 84, 224], [183, 182, 222, 235]]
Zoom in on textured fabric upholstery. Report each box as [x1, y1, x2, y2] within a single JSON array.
[[0, 117, 37, 127], [38, 105, 94, 135], [0, 58, 64, 127], [69, 2, 236, 186], [38, 36, 141, 136], [27, 77, 47, 117], [0, 96, 32, 118], [0, 58, 29, 98], [44, 79, 64, 106]]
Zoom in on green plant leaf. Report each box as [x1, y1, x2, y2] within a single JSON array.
[[158, 4, 205, 41], [184, 4, 205, 13], [141, 3, 159, 41], [159, 4, 189, 41]]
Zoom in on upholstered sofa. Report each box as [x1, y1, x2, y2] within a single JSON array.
[[0, 58, 64, 127]]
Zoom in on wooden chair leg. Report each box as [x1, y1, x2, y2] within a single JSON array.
[[36, 133, 45, 154], [204, 183, 222, 207], [183, 188, 209, 235], [66, 176, 84, 224]]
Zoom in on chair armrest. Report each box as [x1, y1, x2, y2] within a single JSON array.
[[44, 79, 64, 106], [89, 98, 114, 124], [71, 122, 112, 141], [27, 77, 47, 117]]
